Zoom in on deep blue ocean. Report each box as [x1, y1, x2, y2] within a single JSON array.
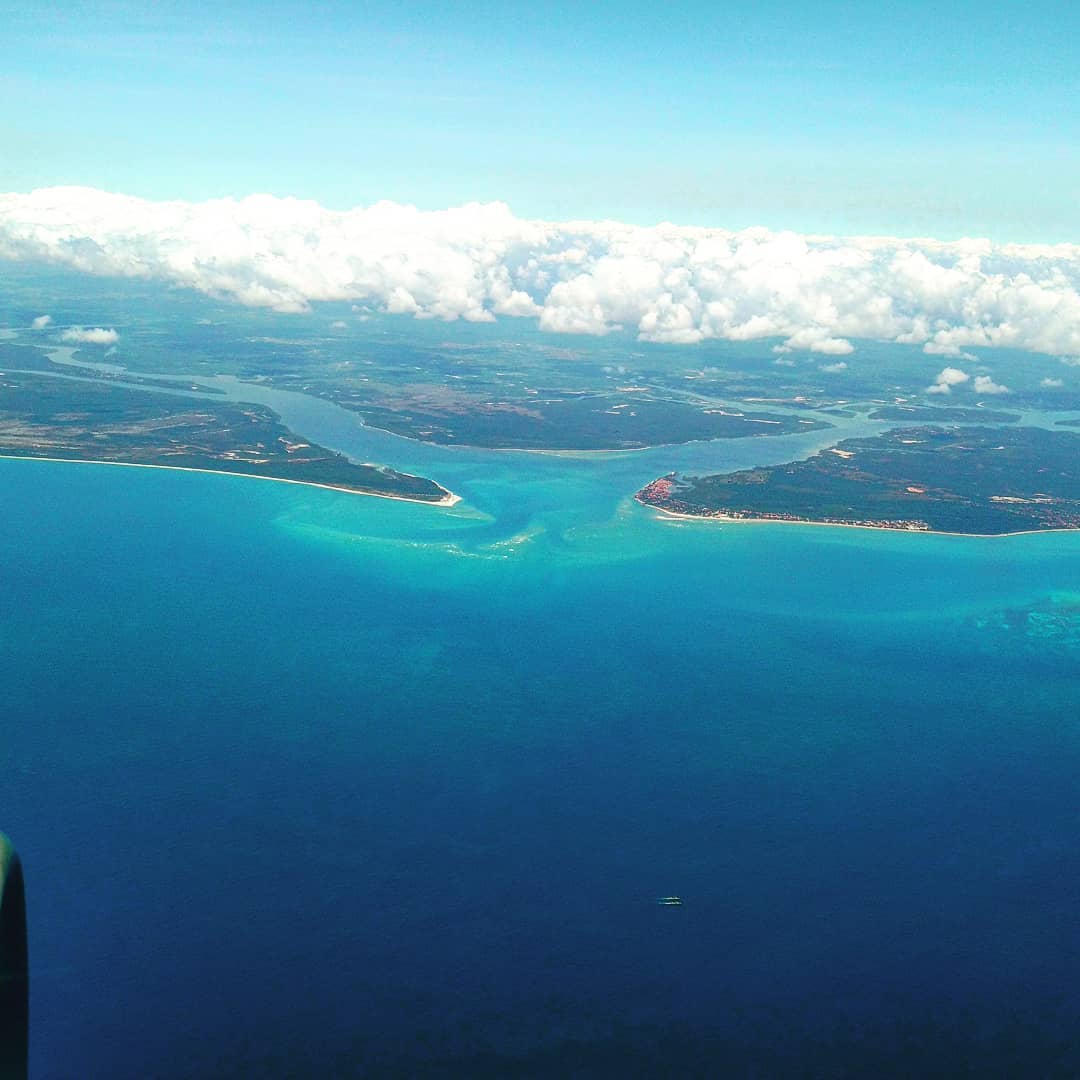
[[5, 393, 1080, 1075]]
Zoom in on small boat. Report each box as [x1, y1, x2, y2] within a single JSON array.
[[656, 896, 683, 906]]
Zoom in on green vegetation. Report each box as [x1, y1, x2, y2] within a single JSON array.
[[0, 372, 452, 502], [638, 426, 1080, 534], [0, 341, 226, 395], [348, 393, 828, 449], [869, 405, 1020, 423]]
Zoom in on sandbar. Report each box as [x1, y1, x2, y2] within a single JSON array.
[[0, 455, 461, 507]]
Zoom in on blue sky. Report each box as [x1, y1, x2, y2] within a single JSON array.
[[3, 1, 1078, 240]]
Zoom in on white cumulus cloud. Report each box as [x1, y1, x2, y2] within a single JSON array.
[[60, 325, 119, 345], [1041, 377, 1064, 388], [972, 374, 1011, 395], [927, 367, 971, 395], [2, 186, 1080, 359]]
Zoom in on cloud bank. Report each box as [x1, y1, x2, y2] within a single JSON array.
[[2, 186, 1080, 358]]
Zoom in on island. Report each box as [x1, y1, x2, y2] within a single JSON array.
[[339, 393, 832, 450], [0, 371, 456, 504], [636, 426, 1080, 535], [868, 405, 1021, 424]]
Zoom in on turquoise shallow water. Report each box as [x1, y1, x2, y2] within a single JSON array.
[[4, 416, 1080, 1074]]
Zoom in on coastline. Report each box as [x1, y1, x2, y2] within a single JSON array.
[[0, 455, 461, 507], [638, 499, 1075, 539]]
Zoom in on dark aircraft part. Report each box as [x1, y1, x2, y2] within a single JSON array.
[[0, 834, 27, 1080]]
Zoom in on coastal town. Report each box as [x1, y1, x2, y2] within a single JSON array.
[[636, 474, 932, 531]]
